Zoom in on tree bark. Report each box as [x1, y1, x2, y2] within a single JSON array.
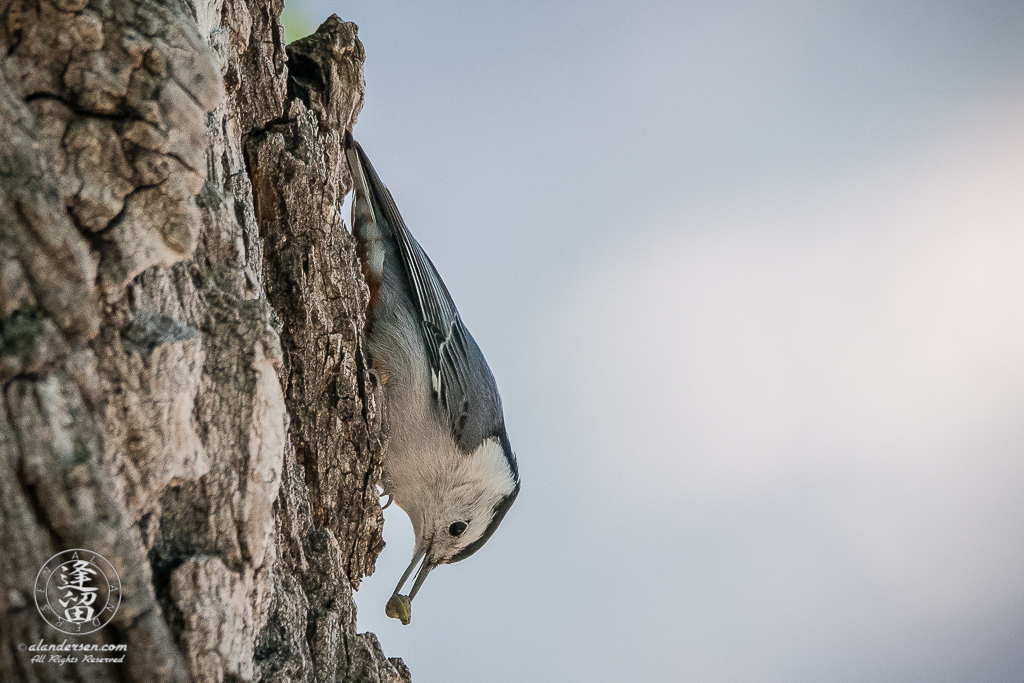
[[0, 0, 407, 679]]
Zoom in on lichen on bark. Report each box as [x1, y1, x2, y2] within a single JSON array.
[[0, 0, 405, 680]]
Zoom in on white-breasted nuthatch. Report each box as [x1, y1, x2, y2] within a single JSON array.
[[345, 134, 520, 623]]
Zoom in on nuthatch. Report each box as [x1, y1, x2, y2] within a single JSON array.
[[345, 134, 520, 624]]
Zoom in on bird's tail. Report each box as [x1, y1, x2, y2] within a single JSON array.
[[345, 132, 387, 309]]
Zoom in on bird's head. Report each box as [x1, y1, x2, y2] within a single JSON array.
[[391, 433, 519, 604]]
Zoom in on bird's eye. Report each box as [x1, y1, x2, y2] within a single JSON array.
[[448, 521, 468, 537]]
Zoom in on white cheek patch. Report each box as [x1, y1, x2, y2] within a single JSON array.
[[448, 437, 517, 526], [462, 438, 516, 496], [414, 438, 517, 563], [432, 439, 517, 560]]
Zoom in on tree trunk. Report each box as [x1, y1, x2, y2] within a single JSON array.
[[0, 0, 408, 679]]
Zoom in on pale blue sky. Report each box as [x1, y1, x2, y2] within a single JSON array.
[[284, 2, 1024, 681]]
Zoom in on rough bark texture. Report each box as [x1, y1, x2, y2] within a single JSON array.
[[0, 0, 408, 679]]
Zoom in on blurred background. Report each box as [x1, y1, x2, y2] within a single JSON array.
[[283, 2, 1024, 681]]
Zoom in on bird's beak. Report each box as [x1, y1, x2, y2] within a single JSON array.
[[393, 544, 434, 602]]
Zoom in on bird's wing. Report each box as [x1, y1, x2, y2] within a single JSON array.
[[349, 138, 500, 449]]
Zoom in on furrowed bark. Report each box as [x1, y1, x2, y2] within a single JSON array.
[[0, 0, 407, 680]]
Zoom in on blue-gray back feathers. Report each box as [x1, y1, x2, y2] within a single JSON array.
[[346, 137, 510, 458]]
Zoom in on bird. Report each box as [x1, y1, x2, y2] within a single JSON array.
[[344, 133, 520, 624]]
